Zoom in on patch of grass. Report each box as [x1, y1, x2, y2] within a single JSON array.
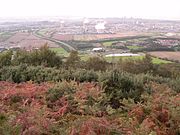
[[127, 46, 144, 50], [151, 57, 172, 64], [38, 29, 49, 36], [79, 54, 91, 61], [0, 32, 14, 42], [105, 56, 144, 62], [50, 48, 69, 56], [96, 36, 150, 43], [105, 55, 172, 64], [102, 41, 118, 46]]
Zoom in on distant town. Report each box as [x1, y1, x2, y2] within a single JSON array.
[[0, 17, 180, 62]]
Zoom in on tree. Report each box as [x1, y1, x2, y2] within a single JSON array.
[[12, 44, 62, 67], [65, 51, 80, 68], [12, 50, 31, 65], [118, 54, 154, 74], [86, 56, 108, 71], [0, 51, 13, 67], [33, 44, 62, 67], [141, 54, 154, 72]]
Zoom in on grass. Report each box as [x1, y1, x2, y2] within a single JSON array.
[[50, 48, 69, 56], [79, 54, 91, 61], [105, 56, 144, 62], [102, 41, 118, 46], [127, 46, 144, 50], [105, 55, 172, 64], [151, 57, 172, 64], [0, 32, 14, 42], [38, 29, 49, 36]]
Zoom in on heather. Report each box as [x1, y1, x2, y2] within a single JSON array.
[[0, 47, 179, 135]]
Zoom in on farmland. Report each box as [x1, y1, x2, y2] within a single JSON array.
[[1, 32, 59, 49], [102, 41, 118, 46], [53, 34, 74, 41], [126, 45, 144, 50], [0, 32, 14, 42], [49, 31, 147, 42], [73, 32, 146, 41], [149, 51, 180, 62], [105, 55, 172, 64]]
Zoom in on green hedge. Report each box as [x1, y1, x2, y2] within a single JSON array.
[[0, 65, 179, 93]]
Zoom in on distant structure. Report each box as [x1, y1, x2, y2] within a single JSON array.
[[83, 18, 89, 34], [92, 47, 105, 52], [60, 20, 65, 27], [95, 21, 106, 33]]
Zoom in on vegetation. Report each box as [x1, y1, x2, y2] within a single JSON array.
[[50, 47, 68, 56], [0, 44, 179, 135], [151, 57, 172, 64], [0, 32, 14, 42], [105, 55, 172, 64], [65, 51, 80, 69], [86, 56, 108, 71], [0, 45, 63, 68], [0, 79, 179, 135], [0, 50, 13, 67], [127, 45, 144, 50], [102, 41, 118, 46]]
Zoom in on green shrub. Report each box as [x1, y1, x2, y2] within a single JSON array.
[[46, 81, 76, 103], [101, 70, 145, 108], [0, 51, 13, 67], [86, 56, 108, 71], [73, 70, 98, 82]]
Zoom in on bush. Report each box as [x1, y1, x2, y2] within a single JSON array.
[[12, 45, 63, 67], [86, 56, 108, 71], [46, 81, 76, 103], [72, 70, 98, 82], [101, 70, 145, 108], [0, 51, 13, 67]]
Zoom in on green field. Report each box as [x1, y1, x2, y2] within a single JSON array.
[[102, 41, 118, 46], [38, 29, 50, 36], [0, 32, 14, 42], [50, 47, 69, 56], [105, 56, 144, 62], [151, 57, 172, 64], [79, 53, 172, 64], [127, 45, 144, 50], [105, 55, 172, 64]]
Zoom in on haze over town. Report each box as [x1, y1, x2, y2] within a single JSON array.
[[0, 0, 180, 20]]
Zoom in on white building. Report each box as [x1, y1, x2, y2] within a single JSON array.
[[92, 47, 105, 52]]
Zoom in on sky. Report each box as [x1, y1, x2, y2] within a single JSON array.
[[0, 0, 180, 20]]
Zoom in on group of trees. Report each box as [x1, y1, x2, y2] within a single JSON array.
[[0, 45, 180, 80], [0, 45, 109, 71], [0, 45, 62, 68]]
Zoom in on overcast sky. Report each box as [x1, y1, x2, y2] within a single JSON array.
[[0, 0, 180, 20]]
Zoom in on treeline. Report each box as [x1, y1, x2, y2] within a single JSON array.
[[131, 47, 175, 53], [0, 46, 109, 71], [0, 45, 62, 68], [0, 46, 180, 82], [117, 55, 180, 79]]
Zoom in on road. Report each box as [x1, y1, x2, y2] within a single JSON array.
[[33, 31, 76, 52]]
